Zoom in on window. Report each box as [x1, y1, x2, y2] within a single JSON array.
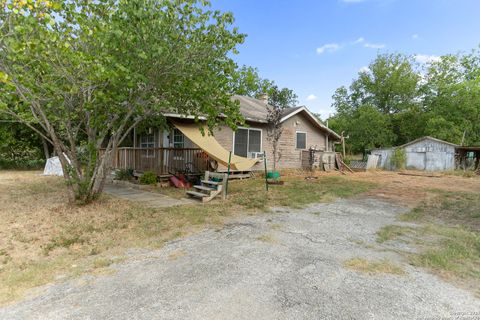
[[173, 129, 184, 148], [234, 128, 262, 158], [140, 134, 155, 148], [296, 132, 307, 149], [140, 133, 155, 158]]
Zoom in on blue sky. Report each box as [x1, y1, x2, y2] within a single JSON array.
[[211, 0, 480, 119]]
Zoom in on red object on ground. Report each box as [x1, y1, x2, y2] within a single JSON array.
[[170, 176, 186, 188]]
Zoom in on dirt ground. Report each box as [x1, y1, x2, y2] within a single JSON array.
[[1, 170, 479, 319], [348, 170, 480, 207], [1, 197, 479, 320]]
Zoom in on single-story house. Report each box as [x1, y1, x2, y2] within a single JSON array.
[[106, 95, 341, 175], [371, 136, 458, 171]]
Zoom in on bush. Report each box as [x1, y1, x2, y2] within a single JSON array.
[[115, 168, 133, 181], [0, 158, 45, 170], [390, 148, 406, 170], [139, 171, 157, 185]]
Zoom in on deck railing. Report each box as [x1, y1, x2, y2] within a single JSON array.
[[100, 147, 211, 175]]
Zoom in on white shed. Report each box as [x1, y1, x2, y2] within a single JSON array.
[[372, 136, 458, 171]]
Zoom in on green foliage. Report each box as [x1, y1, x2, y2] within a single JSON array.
[[330, 49, 480, 153], [232, 65, 298, 108], [115, 169, 133, 181], [329, 104, 395, 154], [139, 171, 157, 185], [0, 0, 245, 202], [390, 148, 406, 170], [0, 159, 45, 170], [0, 117, 46, 168]]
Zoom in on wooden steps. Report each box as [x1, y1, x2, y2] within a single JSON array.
[[186, 171, 228, 203], [193, 185, 216, 192], [186, 190, 209, 198], [201, 180, 220, 185]]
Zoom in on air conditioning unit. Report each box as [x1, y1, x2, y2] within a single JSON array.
[[249, 152, 264, 159]]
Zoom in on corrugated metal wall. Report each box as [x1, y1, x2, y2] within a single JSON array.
[[371, 138, 456, 171]]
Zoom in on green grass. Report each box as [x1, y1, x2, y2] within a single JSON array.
[[376, 225, 412, 243], [399, 190, 480, 231], [228, 175, 376, 210], [379, 189, 480, 293], [399, 207, 425, 222], [410, 225, 480, 279]]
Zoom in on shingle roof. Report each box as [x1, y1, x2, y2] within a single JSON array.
[[163, 95, 341, 140], [232, 95, 269, 123]]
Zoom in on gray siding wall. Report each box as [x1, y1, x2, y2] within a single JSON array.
[[371, 148, 394, 170], [404, 139, 455, 171], [372, 138, 456, 171]]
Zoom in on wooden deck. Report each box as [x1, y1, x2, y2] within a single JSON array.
[[100, 147, 212, 175]]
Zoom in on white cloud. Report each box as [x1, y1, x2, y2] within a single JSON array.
[[316, 37, 385, 55], [316, 43, 340, 54], [364, 42, 386, 49], [306, 94, 317, 101], [352, 37, 365, 44], [412, 34, 419, 40], [414, 54, 441, 63], [359, 66, 370, 73]]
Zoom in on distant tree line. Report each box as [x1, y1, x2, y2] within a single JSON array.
[[328, 49, 480, 154]]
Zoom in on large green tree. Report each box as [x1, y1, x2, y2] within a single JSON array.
[[330, 49, 480, 154], [422, 52, 480, 145], [231, 65, 298, 108], [0, 0, 245, 203], [329, 53, 422, 153]]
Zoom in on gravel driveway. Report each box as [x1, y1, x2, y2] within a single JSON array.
[[1, 197, 479, 320]]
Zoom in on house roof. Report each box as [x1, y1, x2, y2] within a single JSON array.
[[163, 95, 341, 140], [233, 96, 340, 140], [399, 136, 458, 148], [232, 95, 269, 123]]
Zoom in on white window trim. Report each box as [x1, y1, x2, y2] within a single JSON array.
[[232, 126, 263, 158], [139, 133, 155, 149], [139, 133, 155, 158], [172, 128, 185, 149], [296, 131, 307, 150]]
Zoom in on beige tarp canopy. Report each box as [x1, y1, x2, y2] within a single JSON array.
[[172, 121, 259, 171]]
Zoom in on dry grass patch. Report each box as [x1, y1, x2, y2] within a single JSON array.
[[256, 234, 278, 244], [344, 258, 405, 275], [167, 249, 187, 261], [0, 171, 376, 305], [0, 171, 237, 305]]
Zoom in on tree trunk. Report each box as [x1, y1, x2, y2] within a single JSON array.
[[41, 137, 50, 160], [272, 143, 277, 172]]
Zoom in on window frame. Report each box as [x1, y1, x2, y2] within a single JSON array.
[[139, 133, 155, 149], [172, 128, 185, 149], [295, 131, 307, 150], [139, 133, 155, 158], [232, 127, 263, 158]]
